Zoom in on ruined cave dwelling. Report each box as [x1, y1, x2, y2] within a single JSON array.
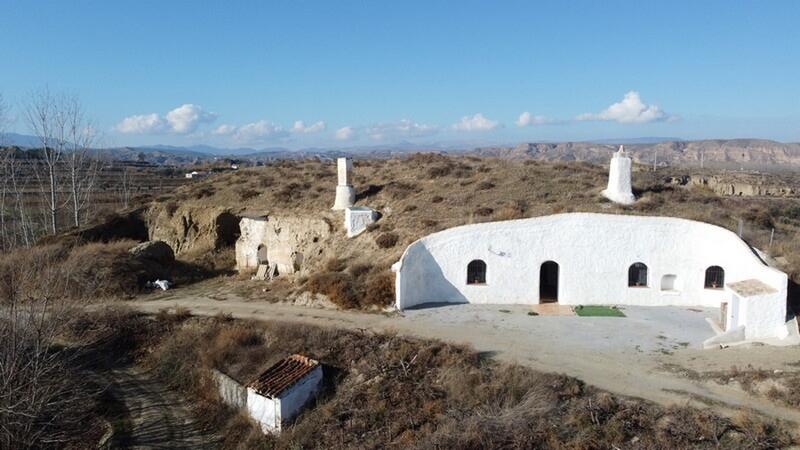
[[234, 157, 376, 280], [391, 149, 795, 346]]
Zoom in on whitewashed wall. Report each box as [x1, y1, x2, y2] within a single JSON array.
[[278, 366, 323, 424], [247, 388, 280, 434], [212, 369, 247, 409], [244, 366, 323, 434], [737, 290, 788, 340], [394, 213, 787, 310]]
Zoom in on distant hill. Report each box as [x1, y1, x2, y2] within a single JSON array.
[[6, 131, 800, 171], [472, 139, 800, 171], [1, 132, 42, 148]]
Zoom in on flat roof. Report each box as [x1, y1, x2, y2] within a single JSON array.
[[727, 279, 778, 297]]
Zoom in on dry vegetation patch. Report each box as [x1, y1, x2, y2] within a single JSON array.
[[80, 311, 797, 450]]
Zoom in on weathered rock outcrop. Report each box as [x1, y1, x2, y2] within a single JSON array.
[[129, 240, 175, 265], [145, 204, 240, 256], [666, 174, 796, 197]]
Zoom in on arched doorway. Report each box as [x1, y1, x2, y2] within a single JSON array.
[[257, 245, 269, 265], [539, 261, 559, 303]]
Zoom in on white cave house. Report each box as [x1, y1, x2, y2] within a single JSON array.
[[392, 213, 792, 341]]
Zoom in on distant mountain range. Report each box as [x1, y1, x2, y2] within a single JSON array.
[[4, 132, 800, 171]]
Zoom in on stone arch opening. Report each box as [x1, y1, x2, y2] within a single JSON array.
[[539, 261, 559, 303], [257, 244, 269, 265]]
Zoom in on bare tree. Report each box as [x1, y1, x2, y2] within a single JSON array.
[[0, 297, 99, 448], [25, 89, 64, 235], [0, 94, 9, 250], [63, 98, 98, 228], [118, 164, 133, 209]]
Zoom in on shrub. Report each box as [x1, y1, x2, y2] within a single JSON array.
[[474, 207, 494, 217], [238, 188, 259, 201], [324, 257, 348, 272], [306, 272, 358, 308], [375, 232, 399, 248], [428, 165, 453, 178], [361, 271, 395, 307]]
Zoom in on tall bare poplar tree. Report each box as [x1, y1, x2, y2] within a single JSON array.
[[25, 90, 97, 234], [25, 89, 62, 235], [63, 98, 97, 227]]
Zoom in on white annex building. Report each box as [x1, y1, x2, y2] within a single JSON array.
[[392, 213, 793, 342]]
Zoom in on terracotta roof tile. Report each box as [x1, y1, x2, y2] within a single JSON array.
[[247, 354, 319, 398]]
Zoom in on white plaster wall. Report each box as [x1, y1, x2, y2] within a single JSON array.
[[740, 291, 789, 340], [212, 370, 247, 409], [278, 366, 323, 424], [247, 388, 281, 434], [345, 207, 377, 238], [394, 213, 787, 311]]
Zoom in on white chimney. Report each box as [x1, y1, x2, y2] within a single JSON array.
[[332, 157, 355, 210], [602, 145, 636, 205]]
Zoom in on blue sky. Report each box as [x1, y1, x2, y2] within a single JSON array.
[[1, 0, 798, 148]]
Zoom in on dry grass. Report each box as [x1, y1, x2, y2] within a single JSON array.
[[103, 312, 795, 449], [165, 156, 800, 296]]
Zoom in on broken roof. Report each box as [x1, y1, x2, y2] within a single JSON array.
[[727, 279, 778, 297], [247, 354, 320, 398]]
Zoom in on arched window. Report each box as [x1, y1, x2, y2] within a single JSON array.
[[467, 260, 487, 285], [628, 263, 648, 287], [705, 266, 725, 289]]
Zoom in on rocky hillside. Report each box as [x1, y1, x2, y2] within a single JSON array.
[[474, 139, 800, 171]]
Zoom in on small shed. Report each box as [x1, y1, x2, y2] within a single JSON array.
[[246, 354, 323, 434], [723, 279, 788, 340]]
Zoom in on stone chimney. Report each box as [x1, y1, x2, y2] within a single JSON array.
[[602, 145, 636, 205], [332, 157, 355, 210]]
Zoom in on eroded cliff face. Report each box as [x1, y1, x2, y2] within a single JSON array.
[[667, 175, 796, 197], [145, 203, 241, 256]]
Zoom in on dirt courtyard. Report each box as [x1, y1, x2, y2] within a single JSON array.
[[129, 280, 800, 426]]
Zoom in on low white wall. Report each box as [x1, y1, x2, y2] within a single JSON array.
[[345, 207, 377, 238], [394, 213, 787, 310], [247, 388, 280, 434], [738, 291, 789, 340], [212, 370, 247, 409]]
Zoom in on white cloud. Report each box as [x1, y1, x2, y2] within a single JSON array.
[[116, 103, 216, 134], [366, 119, 439, 140], [292, 120, 326, 134], [516, 111, 553, 127], [212, 124, 237, 135], [452, 113, 500, 131], [577, 91, 670, 123], [335, 126, 356, 141], [165, 104, 216, 133], [115, 113, 166, 134], [213, 120, 289, 143]]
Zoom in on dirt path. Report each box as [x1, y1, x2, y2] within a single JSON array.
[[129, 283, 800, 427], [105, 366, 219, 449]]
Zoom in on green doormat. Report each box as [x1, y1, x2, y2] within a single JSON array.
[[574, 305, 626, 317]]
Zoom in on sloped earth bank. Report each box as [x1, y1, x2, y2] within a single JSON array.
[[130, 279, 800, 430], [102, 366, 219, 449]]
